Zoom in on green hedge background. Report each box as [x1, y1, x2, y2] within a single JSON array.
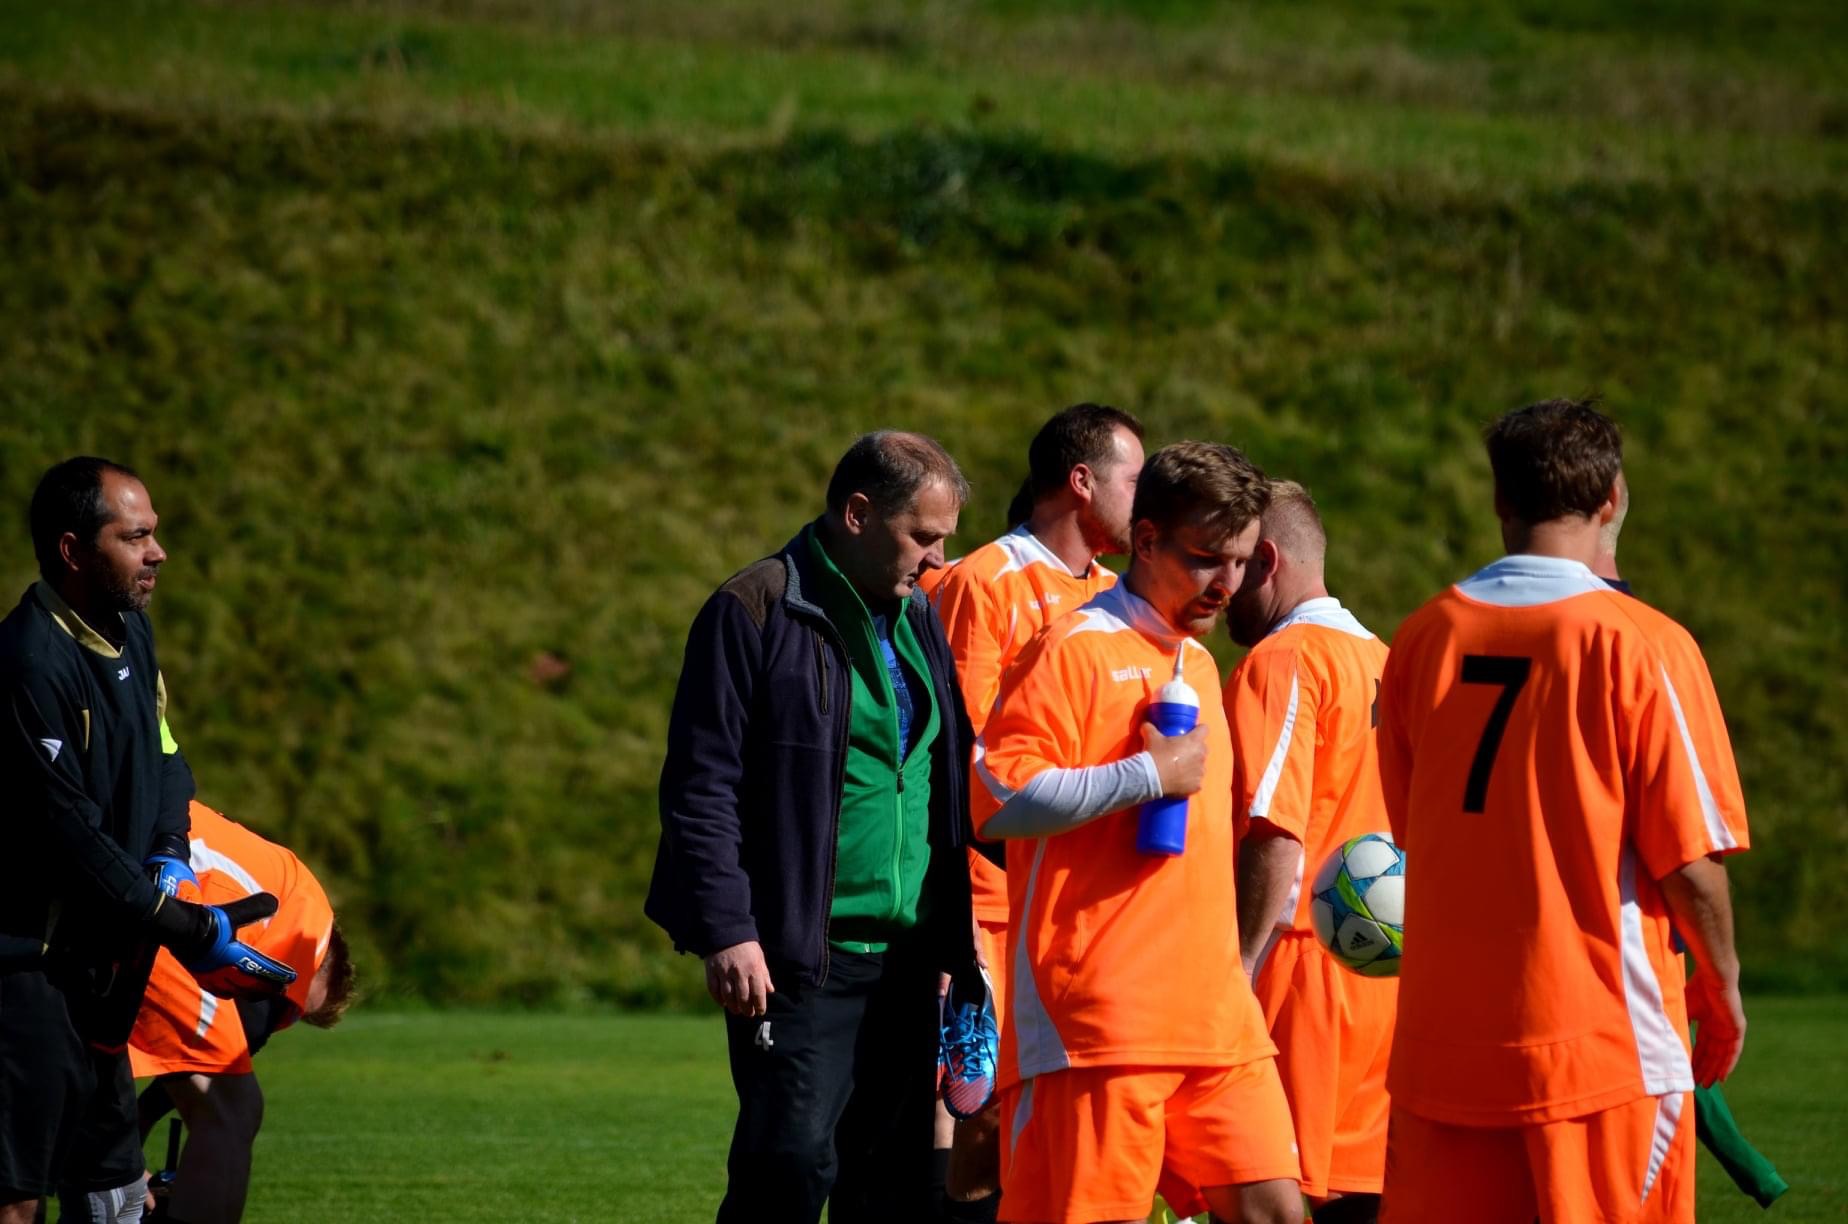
[[2, 0, 1842, 1005]]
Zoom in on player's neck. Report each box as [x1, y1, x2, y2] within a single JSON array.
[[49, 577, 126, 647], [1024, 507, 1097, 579], [1502, 518, 1601, 568]]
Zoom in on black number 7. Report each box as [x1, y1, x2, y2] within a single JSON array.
[[1460, 655, 1532, 813]]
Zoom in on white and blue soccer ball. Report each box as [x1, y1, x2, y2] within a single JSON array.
[[1310, 832, 1405, 978]]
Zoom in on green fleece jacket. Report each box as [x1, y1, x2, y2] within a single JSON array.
[[807, 529, 940, 952]]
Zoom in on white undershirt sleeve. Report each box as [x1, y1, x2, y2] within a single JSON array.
[[983, 752, 1165, 838]]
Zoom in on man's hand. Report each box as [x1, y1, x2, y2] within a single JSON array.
[[705, 940, 774, 1017], [1142, 721, 1207, 797], [1686, 963, 1747, 1087], [149, 892, 298, 999], [145, 854, 200, 902]]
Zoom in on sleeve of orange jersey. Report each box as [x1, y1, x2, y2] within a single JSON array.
[[1376, 640, 1415, 846], [974, 632, 1089, 835], [1620, 643, 1736, 881], [1225, 644, 1317, 844], [1655, 633, 1751, 853], [933, 567, 1009, 736]]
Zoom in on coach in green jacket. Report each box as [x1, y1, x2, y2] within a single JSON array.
[[649, 431, 981, 1224]]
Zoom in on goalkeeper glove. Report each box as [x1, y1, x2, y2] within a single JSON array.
[[145, 854, 201, 902], [148, 892, 298, 1000]]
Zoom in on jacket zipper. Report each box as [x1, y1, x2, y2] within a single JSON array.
[[808, 616, 849, 985], [813, 629, 829, 715]]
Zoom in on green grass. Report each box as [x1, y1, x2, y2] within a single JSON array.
[[0, 0, 1843, 1004], [102, 999, 1846, 1221]]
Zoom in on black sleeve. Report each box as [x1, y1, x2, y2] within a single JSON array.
[[151, 670, 194, 862], [651, 590, 764, 958], [5, 662, 162, 921]]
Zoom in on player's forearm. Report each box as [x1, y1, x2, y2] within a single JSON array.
[[1236, 829, 1302, 971], [1660, 855, 1740, 984], [980, 754, 1164, 839]]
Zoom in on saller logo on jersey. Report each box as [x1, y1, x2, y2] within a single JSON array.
[[117, 666, 131, 681], [39, 737, 62, 761]]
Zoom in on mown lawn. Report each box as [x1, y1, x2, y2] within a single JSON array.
[[110, 998, 1844, 1222]]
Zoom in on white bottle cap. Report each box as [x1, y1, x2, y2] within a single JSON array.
[[1155, 648, 1197, 706]]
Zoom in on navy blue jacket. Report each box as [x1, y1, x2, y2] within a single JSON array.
[[647, 527, 978, 988]]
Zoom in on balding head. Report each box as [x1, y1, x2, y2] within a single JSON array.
[[1260, 480, 1326, 574], [1225, 478, 1331, 647]]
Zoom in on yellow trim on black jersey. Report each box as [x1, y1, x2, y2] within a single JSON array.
[[31, 580, 124, 659]]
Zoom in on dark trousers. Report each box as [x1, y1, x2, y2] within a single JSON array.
[[717, 945, 940, 1224]]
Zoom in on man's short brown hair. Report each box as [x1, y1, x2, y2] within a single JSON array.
[[1484, 399, 1623, 524], [302, 922, 356, 1030], [1131, 441, 1269, 542], [1025, 403, 1144, 501], [825, 430, 970, 517]]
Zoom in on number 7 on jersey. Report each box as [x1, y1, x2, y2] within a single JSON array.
[[1460, 655, 1531, 813]]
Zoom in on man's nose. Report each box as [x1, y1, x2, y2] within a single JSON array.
[[146, 536, 167, 566]]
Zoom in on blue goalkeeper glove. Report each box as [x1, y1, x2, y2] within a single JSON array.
[[145, 854, 199, 900], [148, 892, 298, 1000]]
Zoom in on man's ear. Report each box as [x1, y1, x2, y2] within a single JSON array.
[[1130, 517, 1157, 563], [1255, 537, 1281, 582], [1595, 478, 1621, 526], [841, 492, 873, 536], [1068, 463, 1094, 504], [56, 530, 84, 576]]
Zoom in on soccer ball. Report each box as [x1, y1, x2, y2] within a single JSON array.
[[1310, 832, 1405, 977]]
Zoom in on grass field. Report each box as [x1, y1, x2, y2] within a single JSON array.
[[112, 998, 1840, 1222]]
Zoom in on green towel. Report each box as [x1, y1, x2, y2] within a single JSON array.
[[1696, 1082, 1789, 1208]]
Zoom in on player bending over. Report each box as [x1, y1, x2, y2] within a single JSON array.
[[1222, 481, 1394, 1224], [975, 442, 1300, 1224], [129, 801, 355, 1224], [1377, 399, 1749, 1223]]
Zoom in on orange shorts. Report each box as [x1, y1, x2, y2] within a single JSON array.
[[977, 918, 1008, 1028], [999, 1061, 1300, 1223], [1255, 930, 1396, 1197], [1382, 1092, 1694, 1224], [127, 948, 253, 1078]]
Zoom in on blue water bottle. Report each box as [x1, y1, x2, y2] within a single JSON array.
[[1136, 649, 1198, 857]]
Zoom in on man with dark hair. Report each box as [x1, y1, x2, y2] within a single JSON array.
[[1378, 400, 1749, 1223], [1223, 481, 1395, 1224], [648, 430, 981, 1223], [974, 442, 1302, 1224], [2, 458, 293, 1224], [918, 403, 1143, 1216]]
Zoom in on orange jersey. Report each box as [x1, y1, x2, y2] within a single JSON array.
[[1224, 597, 1392, 933], [1378, 556, 1746, 1126], [927, 527, 1118, 923], [129, 801, 335, 1077], [975, 583, 1272, 1090]]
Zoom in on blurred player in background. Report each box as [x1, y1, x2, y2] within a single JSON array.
[[975, 442, 1300, 1224], [920, 403, 1143, 1218], [129, 800, 354, 1224], [2, 458, 290, 1224], [1222, 481, 1394, 1224], [1377, 400, 1749, 1223]]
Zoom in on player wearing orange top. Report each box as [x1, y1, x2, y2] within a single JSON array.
[[1222, 481, 1394, 1224], [1377, 400, 1748, 1224], [129, 801, 354, 1224], [922, 404, 1143, 1216], [975, 442, 1299, 1224]]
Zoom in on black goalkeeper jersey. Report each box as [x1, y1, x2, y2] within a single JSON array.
[[0, 581, 194, 967]]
